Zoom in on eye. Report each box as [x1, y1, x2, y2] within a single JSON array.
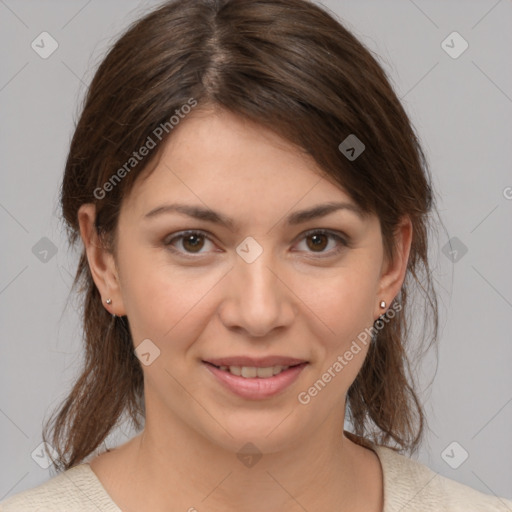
[[293, 229, 348, 257], [164, 230, 216, 257], [164, 229, 349, 259]]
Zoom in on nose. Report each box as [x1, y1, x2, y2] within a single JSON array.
[[217, 247, 297, 338]]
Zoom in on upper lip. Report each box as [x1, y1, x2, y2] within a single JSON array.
[[203, 356, 308, 368]]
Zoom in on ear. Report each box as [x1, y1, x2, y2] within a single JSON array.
[[375, 215, 412, 319], [77, 203, 127, 317]]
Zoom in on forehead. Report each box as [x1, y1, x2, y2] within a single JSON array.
[[121, 108, 362, 223]]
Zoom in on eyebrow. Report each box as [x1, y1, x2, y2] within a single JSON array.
[[143, 201, 366, 229]]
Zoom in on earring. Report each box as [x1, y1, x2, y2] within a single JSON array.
[[104, 298, 116, 319], [379, 300, 386, 309]]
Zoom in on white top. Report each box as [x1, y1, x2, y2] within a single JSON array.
[[1, 443, 511, 511]]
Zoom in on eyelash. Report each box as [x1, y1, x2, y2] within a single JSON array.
[[164, 229, 349, 259]]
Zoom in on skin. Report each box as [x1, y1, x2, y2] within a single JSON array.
[[79, 107, 412, 512]]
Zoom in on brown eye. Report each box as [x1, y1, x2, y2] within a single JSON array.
[[295, 229, 349, 257], [306, 233, 329, 252], [165, 230, 214, 256], [181, 233, 205, 253]]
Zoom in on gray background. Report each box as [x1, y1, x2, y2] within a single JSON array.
[[1, 0, 511, 502]]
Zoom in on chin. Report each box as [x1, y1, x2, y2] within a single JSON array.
[[198, 414, 301, 455]]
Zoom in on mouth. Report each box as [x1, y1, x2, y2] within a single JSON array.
[[202, 360, 309, 399], [203, 360, 307, 379]]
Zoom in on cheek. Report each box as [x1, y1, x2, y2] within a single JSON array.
[[120, 249, 226, 347], [300, 279, 376, 393], [119, 238, 380, 356], [293, 263, 378, 345]]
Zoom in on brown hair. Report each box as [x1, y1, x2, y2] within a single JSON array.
[[44, 0, 440, 471]]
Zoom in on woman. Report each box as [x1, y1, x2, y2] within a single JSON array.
[[1, 0, 510, 510]]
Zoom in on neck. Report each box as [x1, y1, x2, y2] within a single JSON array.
[[115, 402, 381, 511]]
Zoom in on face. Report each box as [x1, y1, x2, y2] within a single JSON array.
[[80, 108, 410, 455]]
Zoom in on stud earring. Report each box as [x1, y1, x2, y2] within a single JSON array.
[[105, 298, 112, 305], [379, 300, 386, 309]]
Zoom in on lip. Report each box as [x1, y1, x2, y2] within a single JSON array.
[[203, 356, 308, 368], [203, 361, 308, 400]]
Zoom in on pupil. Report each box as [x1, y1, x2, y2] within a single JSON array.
[[309, 234, 327, 251], [184, 234, 203, 252]]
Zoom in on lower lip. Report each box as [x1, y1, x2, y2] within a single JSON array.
[[203, 362, 308, 400]]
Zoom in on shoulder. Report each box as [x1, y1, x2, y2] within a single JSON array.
[[373, 444, 512, 512], [0, 464, 121, 512]]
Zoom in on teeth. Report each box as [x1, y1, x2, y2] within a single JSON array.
[[217, 365, 290, 378]]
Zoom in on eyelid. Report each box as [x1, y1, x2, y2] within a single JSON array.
[[164, 229, 219, 258], [299, 228, 349, 245], [292, 228, 349, 257], [164, 228, 350, 258]]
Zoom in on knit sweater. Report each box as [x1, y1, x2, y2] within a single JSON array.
[[1, 443, 511, 511]]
